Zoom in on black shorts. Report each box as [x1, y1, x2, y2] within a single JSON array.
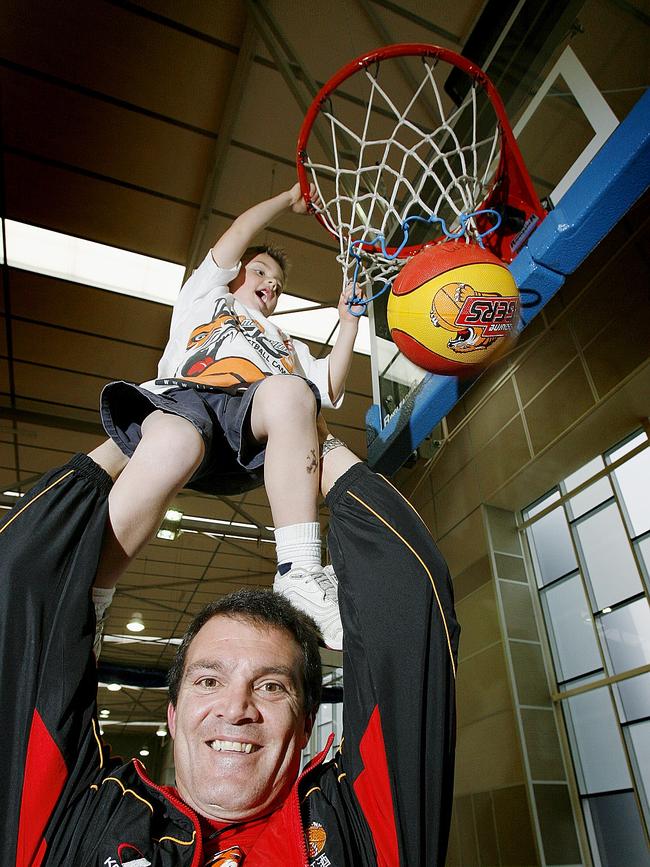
[[100, 378, 321, 495]]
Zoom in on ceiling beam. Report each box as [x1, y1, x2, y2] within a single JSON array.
[[246, 0, 336, 164], [366, 0, 461, 44], [0, 406, 105, 437], [184, 13, 259, 277]]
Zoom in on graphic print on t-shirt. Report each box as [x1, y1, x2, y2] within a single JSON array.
[[177, 298, 295, 389]]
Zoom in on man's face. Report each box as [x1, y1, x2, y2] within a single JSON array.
[[167, 615, 312, 822], [231, 252, 283, 316]]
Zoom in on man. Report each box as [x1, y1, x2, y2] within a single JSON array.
[[0, 431, 459, 866]]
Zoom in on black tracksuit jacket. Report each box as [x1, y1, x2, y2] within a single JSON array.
[[0, 456, 459, 866]]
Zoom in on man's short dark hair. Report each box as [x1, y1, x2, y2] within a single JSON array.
[[242, 244, 289, 291], [167, 588, 322, 717]]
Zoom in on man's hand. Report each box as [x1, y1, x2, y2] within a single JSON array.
[[338, 280, 366, 324], [287, 182, 321, 215]]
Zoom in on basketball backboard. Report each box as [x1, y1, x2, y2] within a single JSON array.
[[365, 9, 650, 474]]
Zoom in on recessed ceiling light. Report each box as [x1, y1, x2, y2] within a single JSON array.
[[165, 508, 183, 523], [139, 748, 150, 757], [106, 683, 122, 692], [127, 612, 145, 633], [99, 709, 110, 718], [156, 726, 167, 737]]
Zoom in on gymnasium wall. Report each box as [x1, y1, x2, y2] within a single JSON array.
[[394, 191, 650, 866]]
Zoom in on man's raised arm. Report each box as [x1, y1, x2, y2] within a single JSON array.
[[0, 456, 112, 866], [321, 438, 460, 867]]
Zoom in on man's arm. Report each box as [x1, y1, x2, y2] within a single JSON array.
[[211, 182, 309, 268], [321, 442, 460, 867], [0, 456, 112, 866]]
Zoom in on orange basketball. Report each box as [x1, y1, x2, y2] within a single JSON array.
[[387, 242, 520, 377]]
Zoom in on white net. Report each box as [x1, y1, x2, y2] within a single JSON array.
[[301, 54, 503, 291]]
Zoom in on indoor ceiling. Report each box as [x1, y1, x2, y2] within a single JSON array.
[[1, 0, 647, 736]]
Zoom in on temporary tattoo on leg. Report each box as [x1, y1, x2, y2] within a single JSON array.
[[306, 448, 318, 474], [321, 436, 346, 458]]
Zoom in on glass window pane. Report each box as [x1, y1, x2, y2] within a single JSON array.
[[600, 599, 650, 672], [528, 508, 577, 586], [585, 791, 650, 867], [627, 720, 650, 821], [524, 488, 561, 520], [567, 479, 613, 520], [613, 448, 650, 537], [564, 457, 613, 520], [636, 534, 650, 583], [563, 685, 631, 793], [615, 672, 650, 724], [607, 430, 647, 464], [542, 574, 602, 682], [574, 504, 642, 609], [564, 456, 605, 491]]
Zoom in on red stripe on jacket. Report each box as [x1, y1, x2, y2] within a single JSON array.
[[17, 710, 68, 866], [353, 706, 399, 866]]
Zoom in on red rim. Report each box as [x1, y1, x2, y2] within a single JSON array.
[[296, 43, 545, 263]]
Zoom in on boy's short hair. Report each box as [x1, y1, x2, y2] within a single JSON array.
[[167, 588, 322, 717], [242, 244, 289, 292]]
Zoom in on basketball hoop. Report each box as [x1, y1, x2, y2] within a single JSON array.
[[297, 43, 546, 299]]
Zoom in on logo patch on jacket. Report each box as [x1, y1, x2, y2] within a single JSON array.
[[205, 846, 243, 866], [307, 822, 329, 861]]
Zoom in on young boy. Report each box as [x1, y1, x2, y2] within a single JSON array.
[[89, 182, 362, 649]]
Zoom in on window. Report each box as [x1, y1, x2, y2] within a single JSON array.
[[523, 428, 650, 866]]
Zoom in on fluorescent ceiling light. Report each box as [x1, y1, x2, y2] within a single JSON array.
[[3, 219, 370, 354], [184, 514, 257, 530], [4, 219, 184, 304], [156, 528, 178, 541], [104, 634, 182, 646]]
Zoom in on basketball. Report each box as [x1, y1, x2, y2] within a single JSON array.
[[387, 243, 520, 376]]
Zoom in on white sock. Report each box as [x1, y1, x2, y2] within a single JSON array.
[[91, 585, 115, 660], [275, 522, 321, 573]]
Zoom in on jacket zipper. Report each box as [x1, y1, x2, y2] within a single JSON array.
[[294, 734, 335, 866], [133, 759, 204, 867]]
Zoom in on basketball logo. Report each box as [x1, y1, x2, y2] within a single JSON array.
[[388, 242, 520, 377], [430, 282, 518, 353]]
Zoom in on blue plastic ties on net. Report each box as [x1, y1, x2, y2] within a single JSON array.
[[346, 209, 502, 316]]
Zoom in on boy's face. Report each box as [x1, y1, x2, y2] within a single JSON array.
[[231, 253, 284, 316]]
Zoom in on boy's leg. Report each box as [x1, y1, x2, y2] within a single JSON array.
[[250, 374, 320, 526], [250, 375, 342, 649], [93, 411, 205, 589], [250, 375, 320, 568]]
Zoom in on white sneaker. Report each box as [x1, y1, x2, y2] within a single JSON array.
[[274, 564, 342, 651]]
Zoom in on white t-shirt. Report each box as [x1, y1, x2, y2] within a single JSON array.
[[141, 253, 341, 409]]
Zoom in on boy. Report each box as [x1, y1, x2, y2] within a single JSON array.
[[91, 182, 362, 649]]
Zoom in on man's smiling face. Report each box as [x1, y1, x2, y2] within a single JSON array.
[[167, 615, 312, 821], [230, 252, 284, 316]]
